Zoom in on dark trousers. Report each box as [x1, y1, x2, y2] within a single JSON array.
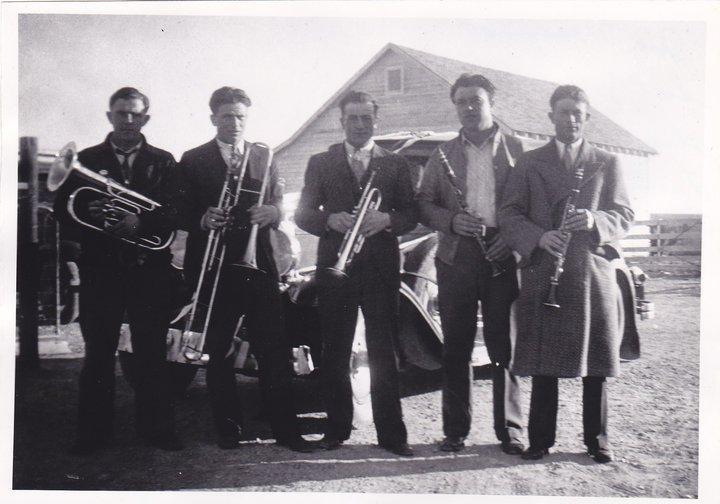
[[318, 264, 407, 447], [77, 264, 175, 443], [436, 237, 522, 442], [205, 264, 299, 441], [527, 376, 608, 451]]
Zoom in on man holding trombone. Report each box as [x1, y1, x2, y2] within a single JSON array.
[[177, 86, 314, 452], [52, 87, 183, 454], [416, 74, 525, 455], [498, 85, 634, 463], [295, 91, 417, 457]]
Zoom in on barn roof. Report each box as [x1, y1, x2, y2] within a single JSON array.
[[276, 42, 657, 157]]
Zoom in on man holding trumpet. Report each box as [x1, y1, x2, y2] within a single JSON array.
[[295, 91, 417, 456], [177, 86, 314, 452], [498, 85, 634, 463], [53, 87, 183, 454], [416, 74, 525, 455]]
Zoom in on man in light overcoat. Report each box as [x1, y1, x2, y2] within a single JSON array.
[[498, 84, 634, 463]]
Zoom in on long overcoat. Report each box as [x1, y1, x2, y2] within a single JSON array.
[[498, 140, 634, 377]]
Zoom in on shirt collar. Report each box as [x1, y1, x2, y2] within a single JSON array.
[[215, 137, 245, 155], [110, 138, 143, 155], [459, 123, 498, 150], [555, 137, 584, 157], [344, 139, 375, 159]]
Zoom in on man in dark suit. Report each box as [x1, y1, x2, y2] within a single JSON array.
[[53, 87, 183, 454], [498, 85, 634, 463], [416, 74, 525, 455], [295, 90, 417, 457], [177, 86, 314, 452]]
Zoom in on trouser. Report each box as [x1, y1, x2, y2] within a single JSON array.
[[527, 376, 608, 451], [77, 264, 175, 443], [205, 264, 299, 441], [436, 236, 523, 442], [318, 264, 407, 447]]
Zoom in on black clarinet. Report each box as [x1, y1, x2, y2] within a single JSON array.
[[544, 165, 586, 308], [437, 148, 507, 278]]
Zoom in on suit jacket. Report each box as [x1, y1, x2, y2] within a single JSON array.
[[497, 139, 634, 377], [52, 134, 179, 268], [294, 143, 417, 284], [415, 125, 524, 265], [177, 139, 283, 286]]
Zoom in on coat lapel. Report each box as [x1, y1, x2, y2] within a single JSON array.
[[534, 140, 573, 211], [330, 143, 363, 198], [575, 141, 605, 188]]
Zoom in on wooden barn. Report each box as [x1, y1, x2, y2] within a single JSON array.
[[274, 42, 657, 194]]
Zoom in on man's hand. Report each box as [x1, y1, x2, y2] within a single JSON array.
[[452, 213, 485, 237], [359, 208, 391, 238], [485, 234, 512, 262], [327, 212, 355, 233], [539, 230, 569, 258], [87, 198, 110, 225], [201, 207, 228, 231], [248, 204, 279, 228], [563, 208, 595, 232], [107, 213, 140, 239]]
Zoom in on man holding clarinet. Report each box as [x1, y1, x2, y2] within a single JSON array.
[[417, 73, 525, 455], [498, 85, 634, 463]]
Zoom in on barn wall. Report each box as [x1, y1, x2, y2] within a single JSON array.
[[275, 49, 459, 194]]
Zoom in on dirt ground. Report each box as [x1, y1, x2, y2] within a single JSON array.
[[12, 260, 700, 497]]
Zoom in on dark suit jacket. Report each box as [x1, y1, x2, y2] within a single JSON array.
[[177, 140, 282, 286], [294, 143, 417, 283], [416, 125, 524, 265], [53, 134, 179, 268]]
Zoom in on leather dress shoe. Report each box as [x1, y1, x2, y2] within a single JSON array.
[[277, 436, 318, 453], [521, 447, 550, 460], [380, 442, 414, 457], [439, 436, 466, 452], [217, 433, 243, 450], [319, 435, 344, 450], [587, 447, 614, 464], [501, 441, 525, 455]]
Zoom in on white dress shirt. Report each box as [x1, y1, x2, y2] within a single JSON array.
[[462, 132, 497, 227]]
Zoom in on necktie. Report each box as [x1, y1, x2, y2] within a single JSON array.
[[562, 143, 574, 173], [350, 151, 367, 183], [229, 147, 243, 175], [115, 148, 138, 185]]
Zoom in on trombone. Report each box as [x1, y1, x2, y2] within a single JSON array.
[[46, 142, 174, 250], [181, 143, 273, 361]]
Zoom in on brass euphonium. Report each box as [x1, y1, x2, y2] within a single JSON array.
[[325, 168, 382, 280], [46, 142, 174, 250], [544, 164, 585, 309]]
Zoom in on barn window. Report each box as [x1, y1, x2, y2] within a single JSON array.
[[385, 67, 404, 94]]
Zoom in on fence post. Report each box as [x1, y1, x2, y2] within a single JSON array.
[[18, 137, 40, 369]]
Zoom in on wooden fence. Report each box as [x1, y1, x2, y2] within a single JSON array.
[[622, 217, 702, 256]]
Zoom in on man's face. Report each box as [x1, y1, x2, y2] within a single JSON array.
[[452, 86, 493, 130], [549, 97, 590, 144], [211, 102, 249, 145], [106, 98, 149, 145], [340, 102, 377, 148]]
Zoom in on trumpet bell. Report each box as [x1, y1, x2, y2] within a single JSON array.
[[324, 265, 350, 282], [47, 142, 79, 192]]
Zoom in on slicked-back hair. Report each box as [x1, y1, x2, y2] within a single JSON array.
[[549, 85, 590, 110], [209, 87, 252, 114], [109, 87, 149, 112], [450, 73, 496, 103], [338, 90, 379, 116]]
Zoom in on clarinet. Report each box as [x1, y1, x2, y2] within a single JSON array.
[[544, 165, 585, 308], [437, 148, 507, 278]]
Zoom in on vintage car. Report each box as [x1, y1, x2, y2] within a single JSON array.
[[118, 131, 653, 394]]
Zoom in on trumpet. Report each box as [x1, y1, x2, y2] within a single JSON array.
[[47, 142, 174, 250], [234, 144, 274, 274], [181, 144, 253, 361], [325, 168, 382, 280], [544, 165, 585, 309], [437, 148, 507, 278]]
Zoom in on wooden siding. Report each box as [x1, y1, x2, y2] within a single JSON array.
[[276, 50, 458, 193]]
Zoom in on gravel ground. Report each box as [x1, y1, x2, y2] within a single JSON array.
[[12, 274, 700, 498]]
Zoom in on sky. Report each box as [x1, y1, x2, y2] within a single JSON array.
[[12, 5, 709, 217]]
